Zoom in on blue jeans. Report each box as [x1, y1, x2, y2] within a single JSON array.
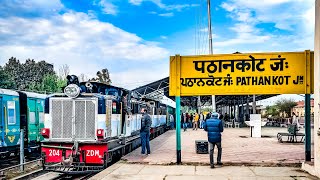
[[170, 122, 174, 129], [200, 120, 204, 128], [183, 123, 188, 131], [140, 131, 150, 154]]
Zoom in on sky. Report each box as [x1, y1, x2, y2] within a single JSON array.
[[0, 0, 316, 104]]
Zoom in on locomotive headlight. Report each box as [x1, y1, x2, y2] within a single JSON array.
[[64, 84, 80, 98]]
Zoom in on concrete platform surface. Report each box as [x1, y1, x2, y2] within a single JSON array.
[[122, 128, 313, 165], [91, 162, 318, 180]]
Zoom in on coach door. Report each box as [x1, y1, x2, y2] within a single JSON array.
[[36, 99, 44, 141], [0, 97, 4, 147], [28, 98, 38, 142]]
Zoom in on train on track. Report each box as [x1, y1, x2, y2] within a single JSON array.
[[40, 75, 175, 174], [0, 89, 46, 159]]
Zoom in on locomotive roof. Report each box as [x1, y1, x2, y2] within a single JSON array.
[[0, 88, 19, 96], [80, 81, 129, 91]]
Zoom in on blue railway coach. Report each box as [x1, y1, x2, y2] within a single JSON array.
[[0, 89, 20, 158]]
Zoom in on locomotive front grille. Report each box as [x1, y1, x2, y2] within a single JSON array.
[[51, 98, 97, 140], [51, 100, 73, 139], [75, 100, 96, 139]]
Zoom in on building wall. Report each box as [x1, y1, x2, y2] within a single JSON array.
[[292, 106, 315, 117]]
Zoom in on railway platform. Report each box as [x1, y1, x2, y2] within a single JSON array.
[[91, 162, 317, 180], [91, 127, 316, 179], [121, 127, 308, 165]]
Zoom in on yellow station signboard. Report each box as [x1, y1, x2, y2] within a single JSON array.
[[169, 50, 314, 96]]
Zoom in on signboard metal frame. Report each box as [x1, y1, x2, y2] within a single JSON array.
[[170, 50, 314, 97]]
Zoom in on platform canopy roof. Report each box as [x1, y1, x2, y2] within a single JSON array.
[[131, 77, 277, 108]]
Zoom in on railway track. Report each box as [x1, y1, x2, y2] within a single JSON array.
[[1, 126, 167, 179], [0, 153, 41, 169], [0, 158, 43, 180], [15, 171, 96, 180]]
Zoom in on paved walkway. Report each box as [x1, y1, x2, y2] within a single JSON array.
[[91, 162, 318, 180], [122, 127, 311, 165]]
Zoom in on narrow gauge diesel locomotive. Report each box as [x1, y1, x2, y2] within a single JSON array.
[[41, 76, 173, 174], [0, 89, 46, 158]]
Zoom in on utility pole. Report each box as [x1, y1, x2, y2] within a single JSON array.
[[207, 0, 216, 112], [313, 0, 320, 169]]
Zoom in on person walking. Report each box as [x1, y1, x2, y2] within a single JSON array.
[[140, 108, 152, 155], [203, 112, 224, 168]]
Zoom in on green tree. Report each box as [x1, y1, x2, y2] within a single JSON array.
[[4, 57, 55, 90], [266, 105, 279, 117], [275, 99, 297, 117], [28, 74, 67, 94], [0, 66, 15, 89], [90, 68, 112, 85], [56, 77, 67, 93]]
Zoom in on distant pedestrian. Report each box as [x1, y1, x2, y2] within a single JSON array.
[[183, 113, 188, 131], [199, 112, 204, 129], [189, 113, 194, 128], [193, 112, 199, 130], [186, 113, 190, 128], [140, 108, 152, 155], [203, 112, 224, 168], [169, 114, 174, 129], [292, 112, 300, 130], [206, 112, 211, 120]]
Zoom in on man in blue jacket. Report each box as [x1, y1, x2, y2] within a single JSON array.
[[203, 112, 224, 168], [140, 108, 152, 155]]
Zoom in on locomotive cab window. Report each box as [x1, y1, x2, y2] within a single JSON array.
[[7, 101, 16, 125], [106, 89, 118, 97]]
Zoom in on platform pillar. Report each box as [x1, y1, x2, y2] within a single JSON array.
[[175, 96, 181, 164], [305, 94, 311, 161]]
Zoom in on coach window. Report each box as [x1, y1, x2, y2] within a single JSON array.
[[7, 101, 16, 125], [29, 111, 36, 124], [39, 112, 44, 123]]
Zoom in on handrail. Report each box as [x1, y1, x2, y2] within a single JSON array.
[[41, 144, 73, 150]]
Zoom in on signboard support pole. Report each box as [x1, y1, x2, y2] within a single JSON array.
[[305, 94, 311, 161], [252, 95, 256, 114], [197, 96, 201, 114], [175, 96, 181, 164], [246, 97, 249, 119]]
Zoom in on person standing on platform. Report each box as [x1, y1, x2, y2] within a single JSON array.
[[184, 113, 189, 131], [292, 112, 300, 131], [193, 112, 199, 130], [199, 112, 204, 129], [190, 113, 194, 128], [140, 108, 152, 155], [206, 112, 211, 120], [204, 112, 224, 168], [169, 114, 174, 130]]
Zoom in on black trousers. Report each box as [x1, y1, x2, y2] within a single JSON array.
[[209, 142, 222, 165]]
